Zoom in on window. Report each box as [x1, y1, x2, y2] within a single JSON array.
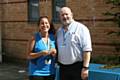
[[28, 0, 39, 22], [52, 0, 65, 23]]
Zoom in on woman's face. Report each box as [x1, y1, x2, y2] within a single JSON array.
[[39, 18, 50, 33]]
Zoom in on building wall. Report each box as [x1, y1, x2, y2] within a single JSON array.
[[67, 0, 120, 56], [0, 0, 120, 62]]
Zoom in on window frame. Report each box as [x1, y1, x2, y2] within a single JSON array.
[[28, 0, 39, 22], [52, 0, 66, 23]]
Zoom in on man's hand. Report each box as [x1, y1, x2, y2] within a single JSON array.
[[81, 68, 89, 80]]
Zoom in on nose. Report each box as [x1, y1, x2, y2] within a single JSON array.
[[42, 23, 47, 27], [63, 14, 67, 18]]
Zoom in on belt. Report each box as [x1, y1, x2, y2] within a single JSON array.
[[58, 61, 83, 67]]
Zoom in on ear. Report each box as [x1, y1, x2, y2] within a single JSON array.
[[71, 12, 73, 18]]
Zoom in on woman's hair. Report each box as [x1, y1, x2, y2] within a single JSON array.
[[37, 16, 49, 26], [37, 16, 56, 35], [49, 22, 56, 35]]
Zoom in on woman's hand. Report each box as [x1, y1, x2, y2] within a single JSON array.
[[49, 48, 56, 57], [40, 50, 49, 56]]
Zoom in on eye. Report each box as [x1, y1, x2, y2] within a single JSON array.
[[45, 22, 48, 24]]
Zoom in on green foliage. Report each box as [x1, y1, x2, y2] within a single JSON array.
[[104, 0, 120, 52], [100, 64, 120, 69], [104, 0, 120, 27], [106, 0, 120, 5], [93, 0, 120, 66], [91, 55, 120, 65]]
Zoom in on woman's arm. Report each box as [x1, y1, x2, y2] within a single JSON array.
[[27, 36, 49, 59]]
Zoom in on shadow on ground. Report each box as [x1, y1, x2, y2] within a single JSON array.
[[0, 62, 28, 80]]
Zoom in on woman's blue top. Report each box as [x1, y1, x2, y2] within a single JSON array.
[[28, 32, 56, 76]]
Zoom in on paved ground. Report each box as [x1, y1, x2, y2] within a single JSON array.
[[0, 62, 28, 80]]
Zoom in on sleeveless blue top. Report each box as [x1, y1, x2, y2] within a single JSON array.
[[29, 32, 56, 76]]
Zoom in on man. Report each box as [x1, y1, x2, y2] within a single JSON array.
[[56, 7, 92, 80]]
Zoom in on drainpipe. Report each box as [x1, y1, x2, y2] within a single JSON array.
[[0, 23, 2, 63], [0, 0, 3, 63]]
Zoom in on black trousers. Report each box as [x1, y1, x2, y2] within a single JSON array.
[[29, 75, 54, 80], [59, 62, 83, 80]]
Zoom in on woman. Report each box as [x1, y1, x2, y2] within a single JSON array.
[[28, 16, 56, 80]]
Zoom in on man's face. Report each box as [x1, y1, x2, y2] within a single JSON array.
[[59, 7, 73, 26]]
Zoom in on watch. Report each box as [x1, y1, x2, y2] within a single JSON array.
[[83, 66, 89, 70]]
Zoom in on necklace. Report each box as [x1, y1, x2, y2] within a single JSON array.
[[40, 33, 52, 64], [41, 37, 50, 50]]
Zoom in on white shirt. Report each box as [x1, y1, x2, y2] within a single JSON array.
[[57, 21, 92, 65]]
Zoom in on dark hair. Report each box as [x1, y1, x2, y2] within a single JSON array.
[[37, 16, 56, 35], [48, 22, 56, 35], [37, 16, 49, 26]]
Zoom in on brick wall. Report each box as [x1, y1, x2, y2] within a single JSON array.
[[0, 0, 120, 62], [65, 0, 120, 57]]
